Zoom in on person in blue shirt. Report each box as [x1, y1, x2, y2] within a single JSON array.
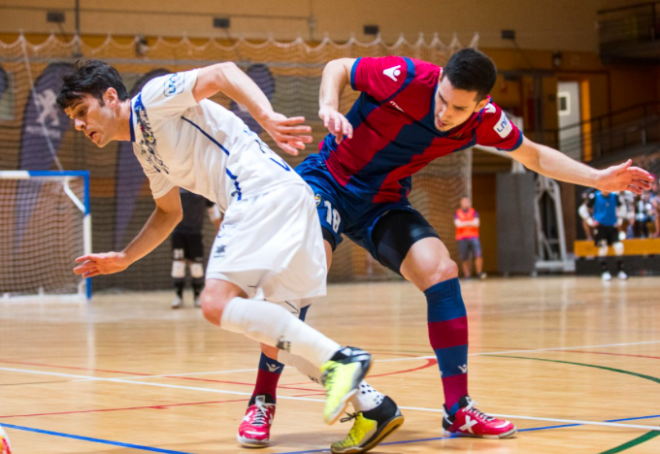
[[587, 190, 627, 280]]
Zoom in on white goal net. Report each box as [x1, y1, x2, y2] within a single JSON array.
[[0, 171, 91, 300]]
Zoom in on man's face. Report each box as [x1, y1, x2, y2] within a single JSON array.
[[460, 197, 471, 210], [434, 76, 489, 132], [64, 90, 120, 148]]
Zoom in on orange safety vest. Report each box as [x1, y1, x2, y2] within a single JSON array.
[[455, 208, 479, 240]]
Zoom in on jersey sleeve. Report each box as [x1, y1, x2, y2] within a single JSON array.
[[476, 101, 523, 151], [138, 69, 199, 118], [350, 56, 415, 102]]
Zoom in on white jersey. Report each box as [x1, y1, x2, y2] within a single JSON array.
[[130, 69, 303, 210]]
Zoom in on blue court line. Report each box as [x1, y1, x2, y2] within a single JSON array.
[[274, 414, 660, 454], [0, 423, 194, 454], [2, 414, 659, 453]]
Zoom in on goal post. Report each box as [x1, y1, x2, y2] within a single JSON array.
[[0, 170, 92, 301]]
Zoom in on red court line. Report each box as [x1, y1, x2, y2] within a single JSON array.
[[292, 392, 326, 397], [0, 398, 249, 419], [0, 358, 319, 392], [369, 358, 438, 379], [0, 359, 151, 376], [566, 351, 660, 360], [284, 355, 438, 386], [163, 375, 319, 392]]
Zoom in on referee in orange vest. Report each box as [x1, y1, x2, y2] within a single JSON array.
[[454, 197, 486, 279]]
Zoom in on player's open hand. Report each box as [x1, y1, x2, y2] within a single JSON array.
[[597, 160, 654, 195], [319, 105, 353, 144], [261, 112, 313, 156], [73, 251, 131, 278]]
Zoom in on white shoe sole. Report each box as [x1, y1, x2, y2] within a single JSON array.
[[443, 426, 517, 439], [237, 433, 269, 448]]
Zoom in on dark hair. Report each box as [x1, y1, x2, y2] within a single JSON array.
[[56, 59, 129, 110], [442, 48, 497, 101]]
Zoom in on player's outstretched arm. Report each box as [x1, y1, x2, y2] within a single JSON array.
[[509, 136, 654, 194], [73, 186, 183, 278], [193, 62, 312, 156], [319, 58, 356, 144]]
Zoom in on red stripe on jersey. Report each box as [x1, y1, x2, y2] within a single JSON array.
[[372, 143, 456, 203], [325, 103, 414, 187]]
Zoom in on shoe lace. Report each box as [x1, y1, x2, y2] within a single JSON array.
[[339, 412, 358, 423], [251, 401, 269, 426], [464, 400, 494, 422]]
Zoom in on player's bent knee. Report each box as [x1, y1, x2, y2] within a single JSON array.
[[429, 260, 459, 285], [171, 260, 185, 279], [190, 262, 204, 278], [613, 242, 624, 256], [200, 279, 246, 326]]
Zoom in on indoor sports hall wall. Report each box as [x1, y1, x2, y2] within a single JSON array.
[[0, 0, 644, 51], [0, 34, 470, 291]]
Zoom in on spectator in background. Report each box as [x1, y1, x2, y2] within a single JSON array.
[[171, 188, 222, 309], [587, 190, 627, 281], [650, 180, 660, 237], [454, 197, 486, 279], [618, 190, 635, 240], [632, 191, 655, 239], [578, 188, 596, 240]]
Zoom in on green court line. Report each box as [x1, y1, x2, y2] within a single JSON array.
[[493, 355, 660, 453], [599, 431, 660, 454]]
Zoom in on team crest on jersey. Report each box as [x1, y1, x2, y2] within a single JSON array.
[[163, 73, 185, 97], [134, 93, 169, 174], [315, 194, 321, 206]]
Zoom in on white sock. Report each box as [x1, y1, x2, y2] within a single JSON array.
[[350, 382, 384, 412], [221, 297, 339, 367], [277, 350, 323, 383]]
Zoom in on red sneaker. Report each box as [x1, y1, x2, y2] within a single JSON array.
[[443, 396, 516, 439], [0, 425, 11, 454], [237, 395, 276, 447]]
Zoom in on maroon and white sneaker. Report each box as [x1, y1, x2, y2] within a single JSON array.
[[442, 396, 516, 439], [237, 395, 276, 447], [0, 424, 11, 454]]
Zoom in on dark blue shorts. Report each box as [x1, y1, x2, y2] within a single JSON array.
[[296, 154, 420, 260], [457, 237, 482, 261]]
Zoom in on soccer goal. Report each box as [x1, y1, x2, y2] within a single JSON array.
[[0, 170, 91, 301]]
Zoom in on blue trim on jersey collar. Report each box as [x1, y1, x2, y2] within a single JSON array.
[[181, 116, 230, 156], [129, 99, 135, 143], [350, 58, 361, 91], [381, 57, 416, 106]]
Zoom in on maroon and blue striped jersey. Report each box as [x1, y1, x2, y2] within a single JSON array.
[[319, 56, 523, 203]]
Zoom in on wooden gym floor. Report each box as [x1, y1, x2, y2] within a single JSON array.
[[1, 276, 659, 453]]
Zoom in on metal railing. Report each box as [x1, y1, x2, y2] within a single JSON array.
[[598, 2, 660, 51], [543, 102, 660, 162]]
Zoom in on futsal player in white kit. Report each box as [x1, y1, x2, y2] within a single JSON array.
[[57, 60, 373, 427]]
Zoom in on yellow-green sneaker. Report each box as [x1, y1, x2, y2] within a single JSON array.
[[330, 396, 404, 454], [321, 347, 372, 425]]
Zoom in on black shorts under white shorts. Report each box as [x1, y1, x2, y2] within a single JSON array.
[[172, 232, 204, 261]]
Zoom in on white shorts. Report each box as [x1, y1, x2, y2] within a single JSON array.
[[206, 183, 327, 304]]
